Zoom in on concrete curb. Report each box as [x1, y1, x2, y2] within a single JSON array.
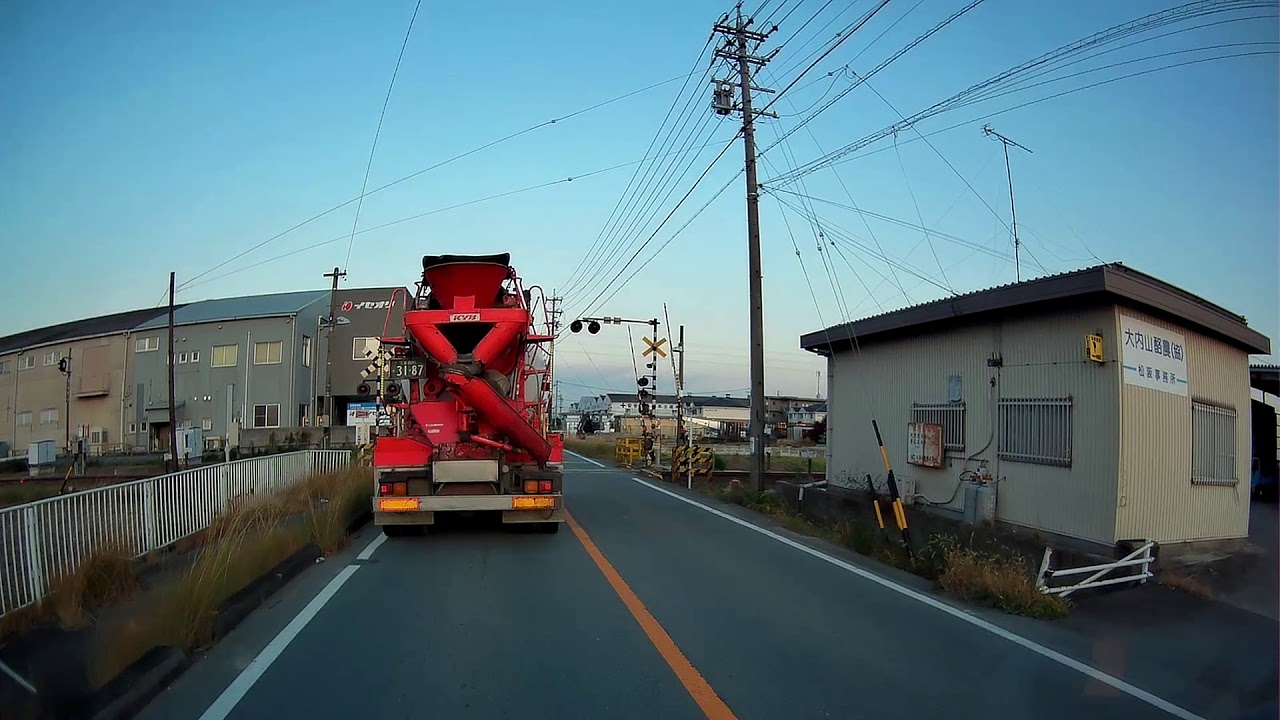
[[91, 647, 189, 720]]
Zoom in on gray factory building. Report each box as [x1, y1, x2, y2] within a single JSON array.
[[130, 291, 330, 451]]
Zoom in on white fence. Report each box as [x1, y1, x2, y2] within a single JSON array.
[[0, 450, 351, 618], [1036, 540, 1155, 598]]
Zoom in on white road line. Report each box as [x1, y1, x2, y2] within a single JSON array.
[[197, 531, 388, 720], [356, 531, 387, 561], [627, 476, 1204, 720], [565, 450, 605, 467]]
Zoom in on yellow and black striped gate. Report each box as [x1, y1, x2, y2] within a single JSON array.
[[671, 445, 714, 477]]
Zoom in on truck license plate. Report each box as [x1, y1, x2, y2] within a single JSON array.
[[389, 360, 427, 379]]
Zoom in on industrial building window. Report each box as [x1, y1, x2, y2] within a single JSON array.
[[18, 356, 34, 371], [128, 422, 137, 434], [253, 403, 280, 429], [177, 352, 188, 364], [211, 344, 238, 368], [201, 417, 214, 432], [16, 412, 31, 426], [189, 350, 199, 363], [1192, 400, 1237, 486], [253, 341, 282, 365], [136, 337, 159, 353], [998, 397, 1072, 467], [353, 337, 378, 360], [39, 408, 58, 425], [0, 361, 8, 374], [42, 350, 62, 366], [302, 336, 312, 367], [910, 402, 966, 453]]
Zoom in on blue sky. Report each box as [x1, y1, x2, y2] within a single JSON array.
[[2, 0, 1276, 400]]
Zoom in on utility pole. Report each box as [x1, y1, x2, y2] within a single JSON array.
[[167, 271, 179, 473], [714, 6, 776, 492], [322, 266, 346, 448], [675, 324, 691, 488], [983, 124, 1033, 283], [58, 354, 71, 456], [547, 292, 563, 433]]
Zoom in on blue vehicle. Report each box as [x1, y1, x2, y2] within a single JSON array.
[[1251, 457, 1278, 501]]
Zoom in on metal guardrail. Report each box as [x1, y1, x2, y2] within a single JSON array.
[[708, 444, 826, 457], [0, 449, 351, 618], [1036, 540, 1156, 598]]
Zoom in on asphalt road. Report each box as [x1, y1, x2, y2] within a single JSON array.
[[136, 454, 1253, 720]]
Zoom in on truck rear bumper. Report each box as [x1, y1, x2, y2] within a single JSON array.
[[374, 494, 564, 525]]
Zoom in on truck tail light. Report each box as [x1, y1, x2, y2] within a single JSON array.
[[393, 481, 408, 496], [379, 484, 392, 496], [539, 480, 553, 493], [523, 480, 538, 494]]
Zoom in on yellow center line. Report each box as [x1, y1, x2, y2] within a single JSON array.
[[565, 511, 736, 720]]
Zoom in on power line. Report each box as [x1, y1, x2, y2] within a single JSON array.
[[810, 47, 1279, 177], [343, 0, 423, 272], [759, 0, 894, 117], [176, 71, 701, 291], [762, 0, 1271, 186], [563, 134, 743, 328], [557, 35, 718, 293], [180, 136, 737, 292]]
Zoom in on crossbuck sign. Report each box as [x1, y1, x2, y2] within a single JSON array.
[[643, 336, 668, 358]]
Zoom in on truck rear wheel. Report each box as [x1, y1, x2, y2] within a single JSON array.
[[536, 522, 560, 534], [382, 525, 414, 538]]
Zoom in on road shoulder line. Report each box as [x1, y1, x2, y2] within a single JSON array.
[[195, 531, 388, 720], [627, 475, 1204, 720], [565, 450, 605, 467]]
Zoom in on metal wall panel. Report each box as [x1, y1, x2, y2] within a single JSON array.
[[827, 304, 1121, 544], [1116, 308, 1252, 544]]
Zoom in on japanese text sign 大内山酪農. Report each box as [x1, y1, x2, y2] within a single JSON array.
[[1120, 315, 1188, 397]]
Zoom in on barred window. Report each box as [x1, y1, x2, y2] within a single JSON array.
[[910, 402, 965, 453], [998, 397, 1072, 467], [1192, 400, 1236, 485]]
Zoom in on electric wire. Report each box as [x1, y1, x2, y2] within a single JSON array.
[[180, 136, 737, 291], [176, 71, 703, 292], [342, 0, 424, 272]]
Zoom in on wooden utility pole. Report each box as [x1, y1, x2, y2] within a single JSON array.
[[167, 271, 179, 472], [322, 266, 346, 448], [714, 7, 775, 492]]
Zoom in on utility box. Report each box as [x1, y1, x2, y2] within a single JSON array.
[[176, 428, 203, 462], [27, 441, 56, 474], [28, 440, 56, 466]]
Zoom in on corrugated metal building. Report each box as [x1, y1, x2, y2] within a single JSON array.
[[801, 264, 1270, 550]]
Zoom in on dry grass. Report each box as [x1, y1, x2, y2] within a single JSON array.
[[158, 509, 312, 651], [90, 468, 372, 662], [563, 436, 618, 461], [704, 482, 1069, 619], [931, 537, 1071, 619], [45, 541, 138, 630], [1158, 569, 1213, 598]]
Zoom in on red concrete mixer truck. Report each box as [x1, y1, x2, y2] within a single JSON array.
[[367, 253, 565, 535]]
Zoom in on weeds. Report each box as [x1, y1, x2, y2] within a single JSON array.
[[159, 509, 311, 651], [704, 481, 1070, 619], [1158, 570, 1213, 598], [46, 541, 138, 630]]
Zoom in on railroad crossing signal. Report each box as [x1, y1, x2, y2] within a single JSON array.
[[643, 336, 668, 358]]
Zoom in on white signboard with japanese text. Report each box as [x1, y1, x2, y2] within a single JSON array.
[[1120, 315, 1188, 396]]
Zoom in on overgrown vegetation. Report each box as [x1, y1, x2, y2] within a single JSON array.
[[0, 467, 377, 689], [707, 481, 1070, 619], [562, 436, 826, 473], [1158, 569, 1213, 598]]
